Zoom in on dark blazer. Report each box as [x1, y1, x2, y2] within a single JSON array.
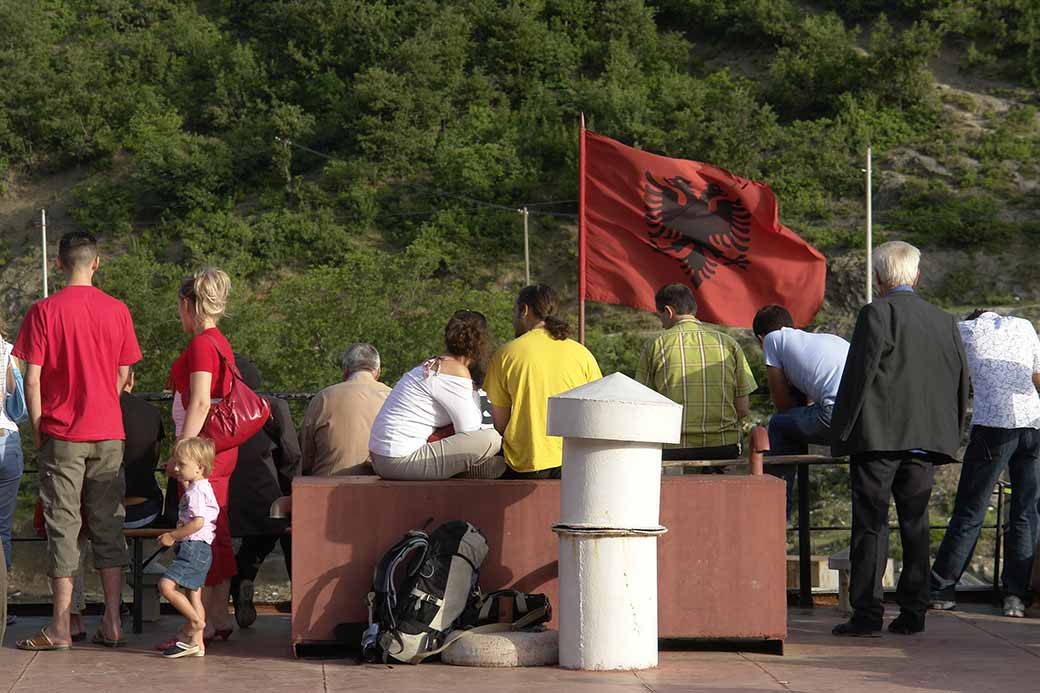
[[831, 290, 969, 461], [229, 395, 302, 536]]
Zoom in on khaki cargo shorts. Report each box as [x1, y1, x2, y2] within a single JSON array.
[[38, 438, 127, 578]]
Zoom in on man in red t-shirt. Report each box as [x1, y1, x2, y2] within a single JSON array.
[[13, 231, 141, 651]]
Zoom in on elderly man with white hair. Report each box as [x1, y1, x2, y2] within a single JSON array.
[[300, 343, 391, 477], [830, 241, 969, 638]]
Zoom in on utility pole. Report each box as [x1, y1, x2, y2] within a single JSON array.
[[521, 206, 531, 285], [41, 208, 49, 298], [865, 147, 873, 304]]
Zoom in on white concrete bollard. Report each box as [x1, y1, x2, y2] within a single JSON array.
[[548, 373, 682, 671]]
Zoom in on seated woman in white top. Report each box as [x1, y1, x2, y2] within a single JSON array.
[[369, 311, 505, 480]]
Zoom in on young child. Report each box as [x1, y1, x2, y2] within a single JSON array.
[[157, 437, 220, 658]]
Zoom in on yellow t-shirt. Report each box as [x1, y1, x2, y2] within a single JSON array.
[[484, 328, 603, 472]]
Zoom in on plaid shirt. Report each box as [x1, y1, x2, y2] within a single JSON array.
[[636, 318, 756, 448]]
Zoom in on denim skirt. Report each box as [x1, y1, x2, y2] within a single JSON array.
[[163, 540, 213, 591]]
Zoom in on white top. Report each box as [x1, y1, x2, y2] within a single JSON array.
[[0, 340, 17, 432], [369, 362, 482, 457], [179, 478, 220, 544], [762, 327, 850, 408], [959, 312, 1040, 429]]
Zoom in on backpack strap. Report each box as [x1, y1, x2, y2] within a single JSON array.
[[412, 623, 513, 662], [476, 590, 551, 630]]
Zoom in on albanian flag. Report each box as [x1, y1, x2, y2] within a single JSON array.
[[579, 129, 826, 327]]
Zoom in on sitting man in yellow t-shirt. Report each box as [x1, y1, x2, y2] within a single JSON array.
[[484, 285, 602, 478]]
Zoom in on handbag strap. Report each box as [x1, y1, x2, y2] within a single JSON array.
[[200, 332, 242, 397]]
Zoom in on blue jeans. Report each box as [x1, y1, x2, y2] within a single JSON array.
[[767, 403, 833, 519], [0, 431, 24, 571], [930, 426, 1040, 600]]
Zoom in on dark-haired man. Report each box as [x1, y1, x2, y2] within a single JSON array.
[[752, 305, 849, 517], [485, 285, 601, 478], [13, 231, 141, 651], [636, 283, 756, 470]]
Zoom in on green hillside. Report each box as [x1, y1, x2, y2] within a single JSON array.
[[2, 0, 1039, 588], [3, 0, 1038, 392]]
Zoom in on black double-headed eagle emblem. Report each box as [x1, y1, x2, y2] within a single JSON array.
[[642, 172, 753, 288]]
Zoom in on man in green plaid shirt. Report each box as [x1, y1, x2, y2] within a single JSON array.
[[636, 284, 756, 471]]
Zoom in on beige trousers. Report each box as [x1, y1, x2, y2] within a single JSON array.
[[38, 438, 126, 577], [372, 428, 506, 480]]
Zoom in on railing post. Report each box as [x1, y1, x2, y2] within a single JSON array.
[[748, 426, 768, 475]]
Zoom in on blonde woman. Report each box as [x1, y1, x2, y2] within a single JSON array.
[[166, 268, 239, 641]]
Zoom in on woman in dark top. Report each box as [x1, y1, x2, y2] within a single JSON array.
[[120, 371, 164, 527], [228, 354, 300, 627], [167, 267, 239, 640]]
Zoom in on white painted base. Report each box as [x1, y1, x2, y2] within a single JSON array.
[[558, 533, 659, 671]]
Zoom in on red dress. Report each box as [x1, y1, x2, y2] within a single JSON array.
[[169, 328, 238, 586]]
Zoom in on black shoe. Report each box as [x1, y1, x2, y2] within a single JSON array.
[[888, 614, 925, 635], [235, 578, 257, 629], [832, 620, 882, 638]]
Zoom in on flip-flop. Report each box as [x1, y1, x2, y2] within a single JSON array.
[[161, 641, 204, 658], [17, 628, 71, 651], [71, 632, 88, 642], [91, 631, 127, 648]]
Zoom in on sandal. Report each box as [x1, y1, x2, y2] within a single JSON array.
[[162, 641, 205, 658], [153, 638, 179, 652], [92, 630, 127, 648], [17, 628, 71, 651], [71, 631, 88, 642], [154, 628, 192, 651]]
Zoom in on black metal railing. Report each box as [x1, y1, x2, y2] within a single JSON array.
[[6, 391, 1011, 610]]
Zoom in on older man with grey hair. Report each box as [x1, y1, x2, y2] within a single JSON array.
[[300, 343, 391, 476], [830, 241, 969, 638]]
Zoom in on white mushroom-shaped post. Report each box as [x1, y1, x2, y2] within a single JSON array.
[[548, 373, 682, 671]]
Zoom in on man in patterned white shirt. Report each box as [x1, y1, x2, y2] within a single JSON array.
[[930, 310, 1040, 618]]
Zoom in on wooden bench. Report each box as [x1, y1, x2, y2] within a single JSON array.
[[125, 528, 167, 634]]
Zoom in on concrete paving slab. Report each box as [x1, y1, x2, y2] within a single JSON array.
[[3, 605, 1040, 692]]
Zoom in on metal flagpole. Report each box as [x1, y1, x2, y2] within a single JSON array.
[[865, 146, 872, 304], [41, 208, 49, 298], [521, 206, 531, 285], [578, 114, 587, 344]]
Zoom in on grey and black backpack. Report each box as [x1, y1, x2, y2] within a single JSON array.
[[362, 520, 488, 664]]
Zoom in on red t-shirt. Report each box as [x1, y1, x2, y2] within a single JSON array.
[[169, 328, 234, 407], [13, 285, 142, 441]]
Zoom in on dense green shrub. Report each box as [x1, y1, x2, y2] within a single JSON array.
[[886, 189, 1014, 248]]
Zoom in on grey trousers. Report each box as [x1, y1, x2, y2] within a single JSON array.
[[372, 428, 506, 480]]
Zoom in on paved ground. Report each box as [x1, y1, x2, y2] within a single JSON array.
[[3, 605, 1040, 692]]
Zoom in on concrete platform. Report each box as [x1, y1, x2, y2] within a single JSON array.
[[3, 605, 1040, 692]]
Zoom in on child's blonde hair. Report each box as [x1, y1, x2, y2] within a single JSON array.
[[172, 437, 215, 477]]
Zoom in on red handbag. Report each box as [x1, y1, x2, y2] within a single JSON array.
[[199, 334, 271, 452]]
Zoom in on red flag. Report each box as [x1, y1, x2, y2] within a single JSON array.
[[579, 129, 826, 327]]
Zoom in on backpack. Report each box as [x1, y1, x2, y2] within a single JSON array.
[[362, 520, 488, 664]]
